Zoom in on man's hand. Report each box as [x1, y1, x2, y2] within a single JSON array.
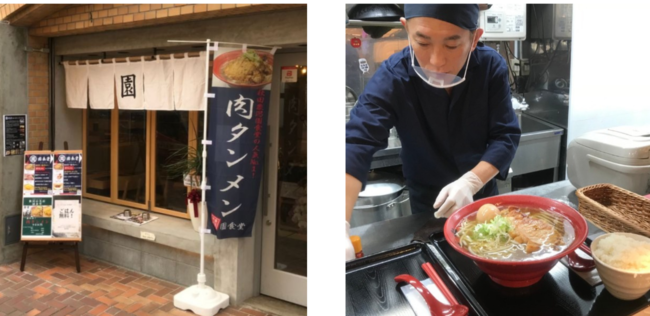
[[346, 174, 362, 223], [433, 171, 484, 218], [346, 221, 356, 261]]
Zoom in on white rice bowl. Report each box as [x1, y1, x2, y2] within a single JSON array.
[[593, 234, 650, 272]]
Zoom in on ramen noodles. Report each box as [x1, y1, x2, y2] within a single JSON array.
[[24, 164, 34, 170], [222, 50, 272, 85], [455, 204, 575, 261], [54, 163, 64, 170]]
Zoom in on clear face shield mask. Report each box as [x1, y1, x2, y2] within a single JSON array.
[[408, 30, 476, 89]]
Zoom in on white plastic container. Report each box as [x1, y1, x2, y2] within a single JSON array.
[[567, 126, 650, 195]]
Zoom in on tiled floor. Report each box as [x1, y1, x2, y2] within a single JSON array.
[[0, 247, 277, 316]]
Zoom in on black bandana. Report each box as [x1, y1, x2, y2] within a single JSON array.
[[404, 4, 479, 30]]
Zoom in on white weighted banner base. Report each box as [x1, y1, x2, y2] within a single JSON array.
[[173, 284, 229, 316]]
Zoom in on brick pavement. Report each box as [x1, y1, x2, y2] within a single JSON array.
[[0, 247, 275, 316]]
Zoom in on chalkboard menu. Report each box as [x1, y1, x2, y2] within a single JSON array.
[[3, 115, 27, 157], [21, 150, 82, 241]]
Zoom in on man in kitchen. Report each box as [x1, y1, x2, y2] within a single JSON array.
[[345, 4, 521, 260]]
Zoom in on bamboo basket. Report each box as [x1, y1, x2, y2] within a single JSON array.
[[575, 183, 650, 237]]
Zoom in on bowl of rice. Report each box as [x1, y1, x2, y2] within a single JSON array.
[[591, 232, 650, 300]]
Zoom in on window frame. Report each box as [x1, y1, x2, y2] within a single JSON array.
[[82, 105, 199, 219]]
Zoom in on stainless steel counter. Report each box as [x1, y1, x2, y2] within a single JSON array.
[[349, 180, 604, 257]]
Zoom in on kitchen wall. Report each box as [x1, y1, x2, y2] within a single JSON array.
[[567, 4, 650, 146]]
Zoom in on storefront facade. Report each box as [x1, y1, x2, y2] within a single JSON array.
[[0, 3, 307, 307]]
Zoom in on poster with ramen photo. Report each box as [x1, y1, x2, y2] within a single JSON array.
[[22, 196, 53, 238], [212, 46, 274, 90]]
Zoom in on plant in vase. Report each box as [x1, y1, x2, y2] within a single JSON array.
[[163, 143, 207, 232]]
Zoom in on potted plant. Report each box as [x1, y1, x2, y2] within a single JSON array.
[[163, 143, 207, 232]]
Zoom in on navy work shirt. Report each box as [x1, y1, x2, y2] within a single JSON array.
[[346, 43, 521, 211]]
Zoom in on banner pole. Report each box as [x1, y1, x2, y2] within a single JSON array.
[[172, 38, 229, 316], [198, 39, 209, 289]]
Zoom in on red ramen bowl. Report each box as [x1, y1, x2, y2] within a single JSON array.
[[443, 195, 588, 288], [212, 50, 273, 89]]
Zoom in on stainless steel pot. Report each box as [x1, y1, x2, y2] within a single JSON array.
[[354, 171, 405, 208], [350, 190, 411, 228]]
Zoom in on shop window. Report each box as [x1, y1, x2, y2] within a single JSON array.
[[83, 108, 203, 219]]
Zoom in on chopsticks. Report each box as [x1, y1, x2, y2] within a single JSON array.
[[422, 262, 459, 306]]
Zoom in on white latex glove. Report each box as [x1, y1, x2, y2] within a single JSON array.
[[433, 171, 484, 218], [345, 221, 356, 261]]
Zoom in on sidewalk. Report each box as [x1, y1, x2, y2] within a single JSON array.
[[0, 247, 276, 316]]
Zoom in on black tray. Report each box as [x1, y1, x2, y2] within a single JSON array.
[[346, 242, 488, 316], [429, 232, 650, 316]]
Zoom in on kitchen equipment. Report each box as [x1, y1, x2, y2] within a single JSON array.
[[347, 4, 404, 39], [350, 171, 410, 227], [576, 183, 650, 237], [591, 232, 650, 301], [495, 114, 563, 194], [529, 4, 573, 40], [356, 171, 405, 207], [478, 3, 527, 41], [443, 195, 588, 288], [346, 242, 486, 316], [568, 126, 650, 196]]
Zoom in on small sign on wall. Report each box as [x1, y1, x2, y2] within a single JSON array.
[[282, 66, 298, 83], [3, 115, 27, 157], [350, 38, 361, 48]]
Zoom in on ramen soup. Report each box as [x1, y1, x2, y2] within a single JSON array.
[[455, 204, 575, 261]]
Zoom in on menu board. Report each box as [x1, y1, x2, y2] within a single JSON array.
[[22, 196, 53, 237], [21, 150, 82, 241], [52, 196, 82, 238], [3, 114, 27, 157], [23, 152, 54, 195], [53, 152, 82, 195]]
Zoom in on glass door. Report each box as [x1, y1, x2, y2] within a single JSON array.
[[261, 51, 307, 306]]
